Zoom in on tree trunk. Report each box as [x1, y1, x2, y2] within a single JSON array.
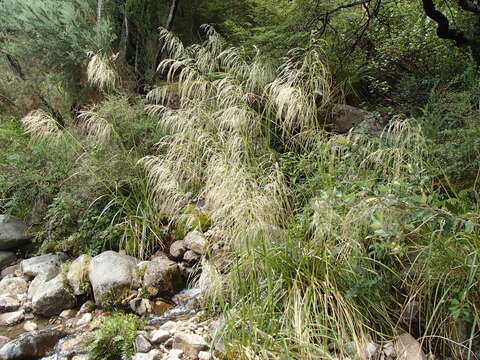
[[153, 0, 181, 72]]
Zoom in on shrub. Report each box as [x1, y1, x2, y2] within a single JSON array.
[[86, 313, 144, 360]]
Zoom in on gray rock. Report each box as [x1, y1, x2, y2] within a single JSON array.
[[183, 250, 200, 263], [0, 296, 20, 312], [198, 351, 212, 360], [173, 332, 208, 359], [28, 267, 60, 300], [32, 274, 76, 316], [148, 329, 170, 344], [169, 241, 186, 259], [88, 251, 140, 306], [129, 298, 151, 316], [143, 259, 184, 296], [132, 351, 162, 360], [66, 255, 91, 296], [0, 253, 16, 271], [164, 349, 183, 360], [21, 253, 67, 278], [0, 277, 27, 297], [345, 341, 377, 359], [0, 310, 24, 327], [0, 264, 20, 279], [183, 231, 207, 255], [330, 104, 376, 133], [394, 333, 427, 360], [135, 335, 152, 353], [0, 216, 30, 250], [0, 329, 67, 359]]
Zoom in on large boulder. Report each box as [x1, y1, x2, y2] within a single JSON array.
[[66, 255, 91, 296], [142, 259, 184, 296], [27, 267, 59, 300], [0, 252, 16, 271], [330, 104, 381, 133], [0, 277, 28, 297], [31, 274, 76, 316], [0, 216, 30, 250], [21, 253, 67, 278], [88, 251, 140, 306], [0, 329, 67, 360], [183, 231, 207, 255]]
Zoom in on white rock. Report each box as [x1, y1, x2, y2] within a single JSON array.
[[0, 277, 28, 296], [76, 312, 93, 326], [23, 320, 37, 331], [32, 274, 76, 316], [88, 251, 140, 306], [394, 334, 427, 360], [173, 332, 208, 359], [164, 349, 184, 360], [183, 231, 207, 255], [135, 334, 152, 353], [0, 310, 24, 326], [27, 266, 59, 299], [0, 295, 20, 312], [169, 241, 186, 259], [198, 351, 212, 360], [148, 329, 170, 344], [21, 253, 67, 277]]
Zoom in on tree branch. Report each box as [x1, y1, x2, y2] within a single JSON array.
[[422, 0, 470, 47]]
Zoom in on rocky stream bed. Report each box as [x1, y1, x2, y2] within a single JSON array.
[[0, 214, 433, 360]]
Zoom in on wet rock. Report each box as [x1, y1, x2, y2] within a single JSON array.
[[66, 255, 91, 296], [0, 329, 67, 359], [0, 310, 24, 327], [88, 251, 140, 306], [0, 277, 27, 297], [0, 336, 9, 349], [27, 267, 59, 300], [0, 253, 16, 271], [173, 332, 208, 359], [394, 333, 427, 360], [148, 329, 170, 344], [56, 333, 88, 359], [0, 296, 20, 312], [135, 335, 152, 353], [130, 298, 151, 316], [143, 259, 184, 296], [169, 241, 186, 259], [21, 253, 67, 278], [151, 300, 174, 316], [0, 216, 30, 250], [183, 250, 200, 263], [32, 274, 76, 316], [183, 231, 207, 255], [23, 321, 37, 332]]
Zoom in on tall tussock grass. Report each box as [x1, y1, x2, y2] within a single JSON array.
[[141, 26, 480, 359]]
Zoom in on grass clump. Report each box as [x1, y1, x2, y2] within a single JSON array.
[[86, 313, 144, 360]]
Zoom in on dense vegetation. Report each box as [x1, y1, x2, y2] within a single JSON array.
[[1, 0, 480, 359]]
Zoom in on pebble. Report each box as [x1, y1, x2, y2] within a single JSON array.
[[23, 320, 38, 331]]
